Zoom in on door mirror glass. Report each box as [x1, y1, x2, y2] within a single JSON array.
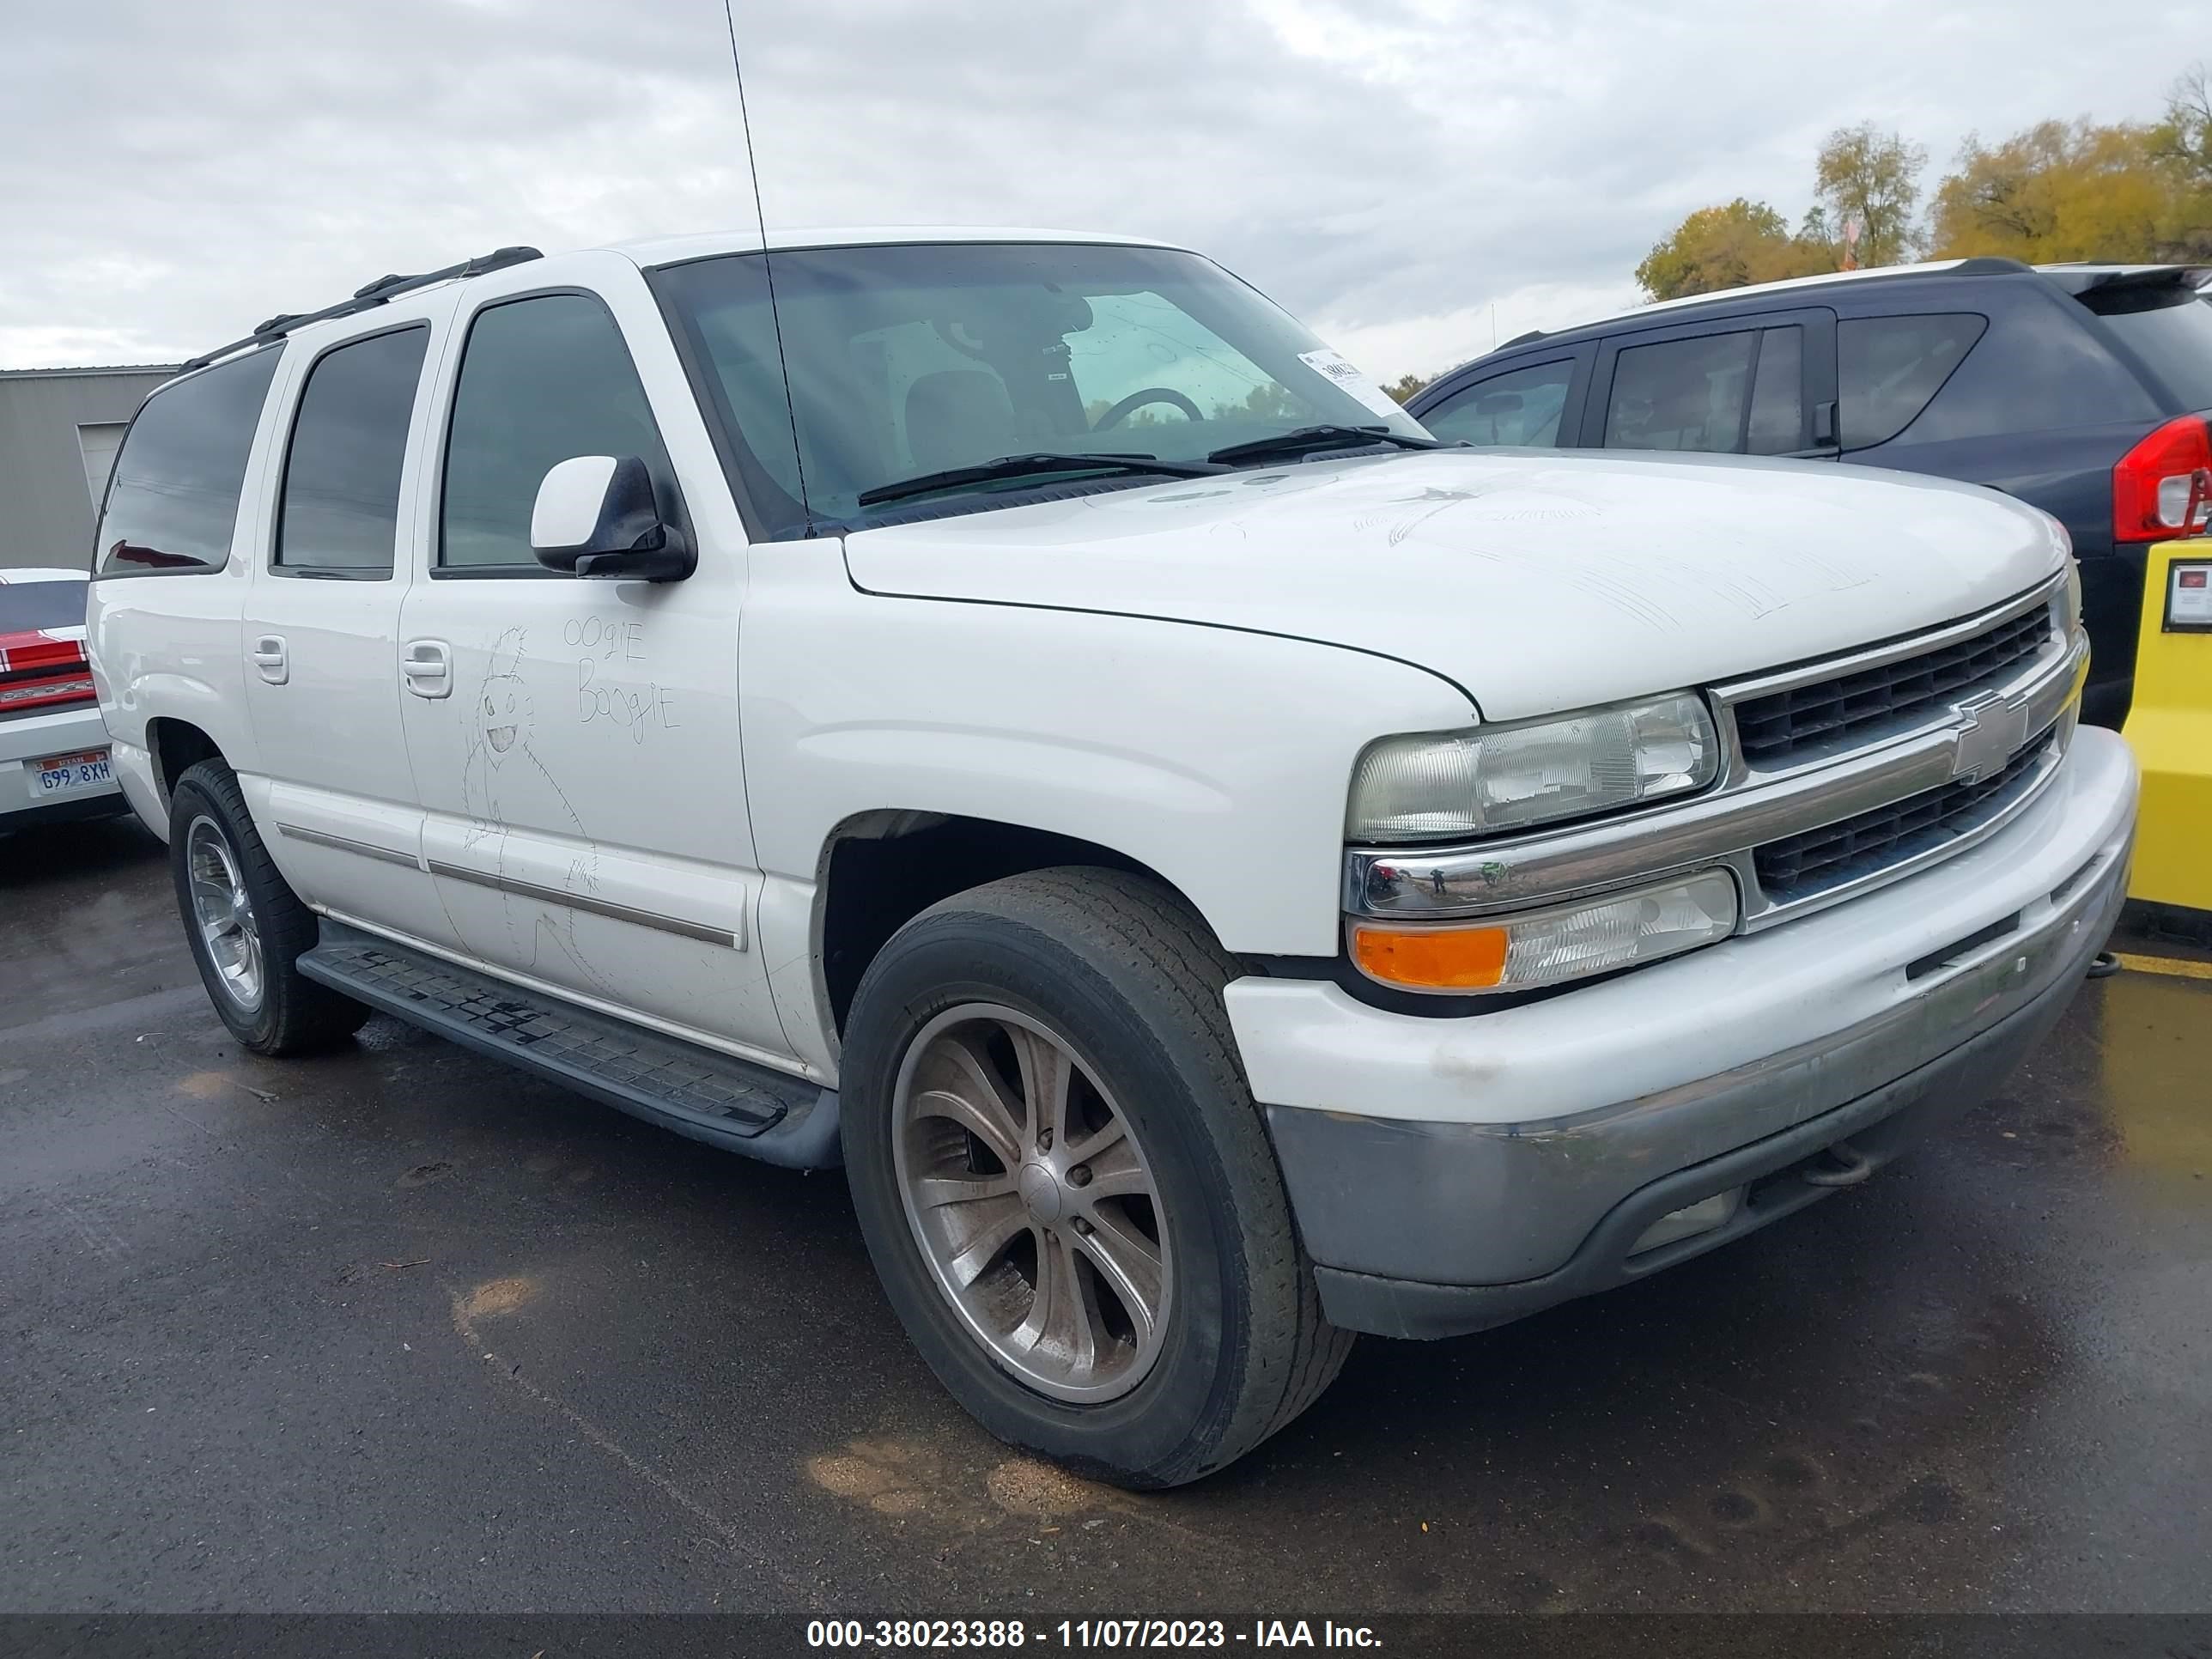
[[529, 454, 692, 580]]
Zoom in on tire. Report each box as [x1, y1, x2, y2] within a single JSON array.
[[841, 866, 1352, 1488], [167, 758, 369, 1055]]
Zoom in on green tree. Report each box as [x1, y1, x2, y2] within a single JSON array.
[[1383, 372, 1431, 404], [1814, 123, 1928, 266], [1927, 118, 2190, 263], [1635, 198, 1832, 301], [2148, 63, 2212, 258]]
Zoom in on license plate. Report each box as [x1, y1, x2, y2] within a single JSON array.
[[33, 749, 112, 795]]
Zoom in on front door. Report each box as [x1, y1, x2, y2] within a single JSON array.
[[240, 311, 452, 947], [395, 271, 787, 1064]]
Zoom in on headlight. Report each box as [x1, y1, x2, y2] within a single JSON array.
[[1349, 870, 1740, 994], [1346, 693, 1719, 843]]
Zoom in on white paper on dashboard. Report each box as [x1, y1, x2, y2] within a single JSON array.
[[1297, 349, 1404, 421]]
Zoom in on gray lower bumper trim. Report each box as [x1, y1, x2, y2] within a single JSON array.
[[1311, 958, 2086, 1340]]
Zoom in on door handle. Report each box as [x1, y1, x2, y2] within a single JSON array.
[[251, 635, 289, 685], [402, 639, 453, 700]]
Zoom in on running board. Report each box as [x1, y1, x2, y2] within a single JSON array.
[[298, 921, 841, 1168]]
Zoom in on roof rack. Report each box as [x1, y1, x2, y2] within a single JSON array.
[[179, 245, 543, 373], [1461, 256, 2045, 365]]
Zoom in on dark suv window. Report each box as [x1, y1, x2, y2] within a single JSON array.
[[441, 294, 671, 569], [1421, 360, 1575, 446], [2082, 285, 2212, 410], [1603, 327, 1804, 455], [276, 327, 430, 578], [95, 347, 283, 576], [1838, 315, 1987, 450], [1885, 304, 2156, 447]]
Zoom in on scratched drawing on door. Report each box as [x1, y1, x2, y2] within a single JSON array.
[[459, 626, 616, 996]]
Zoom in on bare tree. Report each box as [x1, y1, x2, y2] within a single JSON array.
[[1815, 124, 1929, 267]]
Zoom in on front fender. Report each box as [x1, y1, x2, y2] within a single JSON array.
[[741, 547, 1474, 961]]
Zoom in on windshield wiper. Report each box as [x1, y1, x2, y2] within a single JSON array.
[[857, 453, 1226, 508], [1205, 424, 1440, 467]]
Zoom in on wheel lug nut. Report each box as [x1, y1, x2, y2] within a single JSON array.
[[1037, 1129, 1054, 1152], [1072, 1217, 1093, 1237], [1067, 1164, 1091, 1188]]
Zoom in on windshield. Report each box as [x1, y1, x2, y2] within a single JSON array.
[[651, 242, 1431, 533], [2083, 283, 2212, 410]]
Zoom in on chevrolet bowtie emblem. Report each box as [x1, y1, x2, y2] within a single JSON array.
[[1949, 690, 2030, 782]]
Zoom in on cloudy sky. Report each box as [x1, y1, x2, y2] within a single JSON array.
[[1, 0, 2197, 379]]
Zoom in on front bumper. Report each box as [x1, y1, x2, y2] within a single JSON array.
[[1231, 727, 2137, 1339]]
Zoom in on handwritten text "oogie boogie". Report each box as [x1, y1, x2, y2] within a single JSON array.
[[579, 659, 680, 742]]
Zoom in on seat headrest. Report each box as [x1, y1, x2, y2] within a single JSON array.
[[904, 370, 1018, 474]]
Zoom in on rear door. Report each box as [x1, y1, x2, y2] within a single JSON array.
[[240, 304, 453, 944], [1582, 307, 1838, 459], [394, 256, 786, 1060]]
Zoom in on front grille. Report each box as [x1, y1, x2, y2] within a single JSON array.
[[1734, 605, 2052, 765], [1753, 729, 2055, 899]]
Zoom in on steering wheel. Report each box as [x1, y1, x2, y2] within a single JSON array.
[[1091, 387, 1204, 430]]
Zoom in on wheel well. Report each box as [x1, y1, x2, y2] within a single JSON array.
[[148, 718, 223, 803], [818, 815, 1182, 1037]]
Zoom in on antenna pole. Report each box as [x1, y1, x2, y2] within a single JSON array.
[[721, 0, 813, 534]]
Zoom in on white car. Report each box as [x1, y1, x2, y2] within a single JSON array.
[[1, 567, 124, 830], [88, 229, 2136, 1487]]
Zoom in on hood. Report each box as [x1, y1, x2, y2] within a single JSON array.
[[840, 449, 2066, 721]]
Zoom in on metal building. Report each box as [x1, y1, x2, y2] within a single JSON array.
[[0, 365, 178, 574]]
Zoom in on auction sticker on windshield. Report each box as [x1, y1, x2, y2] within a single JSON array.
[[1297, 348, 1403, 419], [33, 749, 110, 795]]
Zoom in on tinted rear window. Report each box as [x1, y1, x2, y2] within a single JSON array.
[[1606, 331, 1756, 451], [96, 347, 283, 575], [2086, 285, 2212, 410], [277, 327, 429, 577], [1890, 299, 2158, 447], [1598, 325, 1803, 455], [1838, 315, 1985, 450], [0, 580, 87, 634]]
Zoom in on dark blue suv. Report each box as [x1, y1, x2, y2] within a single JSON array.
[[1407, 260, 2212, 729]]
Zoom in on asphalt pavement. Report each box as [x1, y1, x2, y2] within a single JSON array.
[[3, 821, 2208, 1618]]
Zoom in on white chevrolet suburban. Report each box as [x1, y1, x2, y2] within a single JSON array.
[[88, 230, 2136, 1487]]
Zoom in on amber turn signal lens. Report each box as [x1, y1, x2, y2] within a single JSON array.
[[1349, 921, 1510, 990]]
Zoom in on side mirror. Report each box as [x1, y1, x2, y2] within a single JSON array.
[[530, 455, 693, 580]]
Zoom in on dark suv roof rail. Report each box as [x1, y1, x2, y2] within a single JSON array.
[[1476, 257, 2042, 360], [179, 245, 544, 373]]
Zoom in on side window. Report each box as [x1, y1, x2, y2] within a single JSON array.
[[441, 294, 672, 569], [95, 347, 283, 575], [1604, 331, 1757, 452], [1838, 315, 1987, 450], [275, 327, 429, 578], [1421, 360, 1575, 447], [1899, 305, 2158, 446]]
